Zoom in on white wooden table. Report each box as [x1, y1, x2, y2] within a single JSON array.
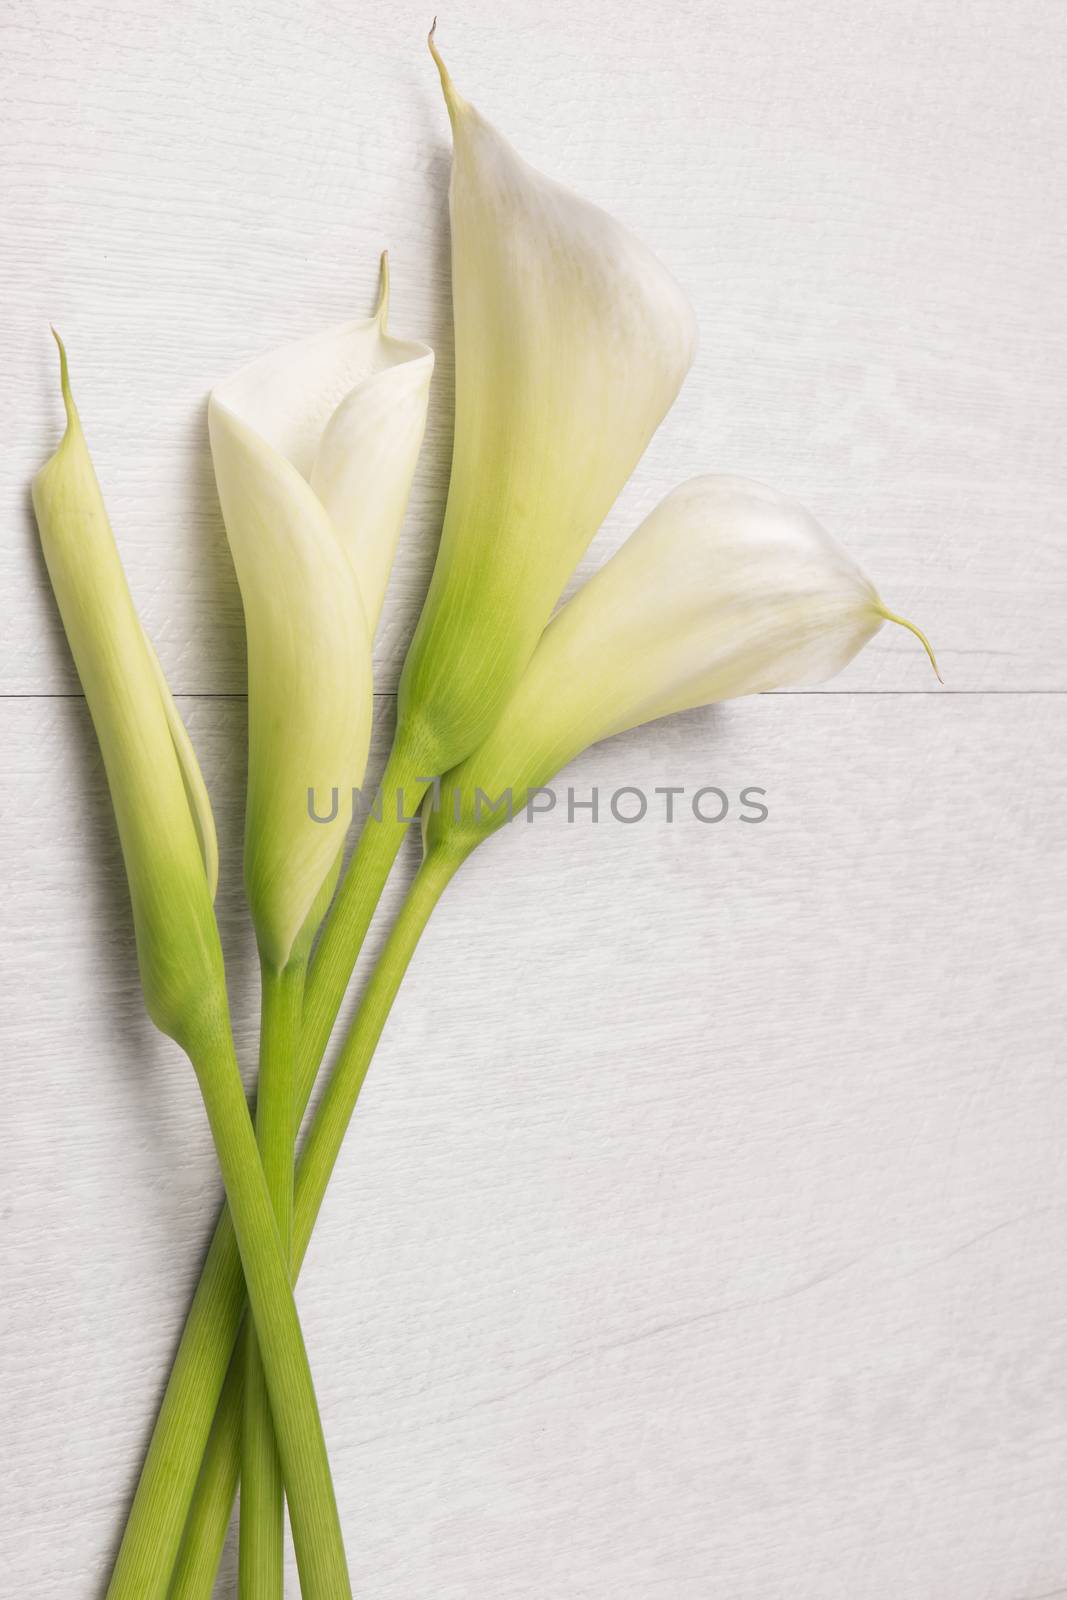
[[3, 3, 1065, 1595]]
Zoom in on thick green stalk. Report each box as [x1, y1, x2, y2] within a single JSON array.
[[109, 1197, 246, 1597], [240, 958, 305, 1599], [170, 1355, 244, 1599], [299, 740, 429, 1091], [107, 735, 428, 1600], [184, 1027, 351, 1600], [170, 849, 460, 1597]]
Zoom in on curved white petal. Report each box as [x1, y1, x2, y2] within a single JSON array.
[[209, 269, 432, 966], [427, 475, 937, 854], [213, 260, 433, 631], [535, 475, 887, 743], [310, 351, 432, 634], [209, 401, 371, 970], [398, 34, 698, 773]]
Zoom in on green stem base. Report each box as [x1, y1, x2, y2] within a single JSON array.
[[172, 847, 460, 1596], [239, 957, 304, 1599], [106, 739, 426, 1600], [189, 1028, 350, 1600]]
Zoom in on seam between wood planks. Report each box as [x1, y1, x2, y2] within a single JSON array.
[[0, 691, 1063, 702]]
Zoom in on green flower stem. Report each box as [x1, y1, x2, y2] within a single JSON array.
[[299, 740, 430, 1093], [240, 957, 305, 1600], [107, 737, 426, 1600], [108, 1193, 247, 1597], [185, 1028, 351, 1600], [170, 847, 461, 1598], [107, 1023, 350, 1600], [169, 1353, 244, 1599]]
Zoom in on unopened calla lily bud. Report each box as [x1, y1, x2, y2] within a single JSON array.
[[209, 259, 433, 969], [397, 33, 698, 775], [32, 335, 224, 1052], [426, 474, 939, 858]]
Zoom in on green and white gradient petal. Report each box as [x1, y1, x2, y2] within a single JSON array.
[[397, 32, 699, 774], [427, 475, 939, 854], [32, 337, 224, 1052], [209, 264, 433, 968]]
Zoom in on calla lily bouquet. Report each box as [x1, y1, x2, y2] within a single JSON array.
[[33, 30, 938, 1599]]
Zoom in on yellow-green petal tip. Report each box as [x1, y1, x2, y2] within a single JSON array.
[[428, 19, 467, 122], [879, 607, 943, 683], [49, 326, 78, 430], [376, 249, 390, 329]]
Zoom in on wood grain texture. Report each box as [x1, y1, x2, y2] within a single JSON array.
[[2, 2, 1066, 1597], [3, 695, 1066, 1596], [3, 0, 1065, 696]]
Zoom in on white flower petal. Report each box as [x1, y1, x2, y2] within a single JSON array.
[[398, 34, 698, 772], [427, 475, 937, 854], [213, 257, 433, 629], [209, 400, 371, 969], [209, 267, 431, 966]]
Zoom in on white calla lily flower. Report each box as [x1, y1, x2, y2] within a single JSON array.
[[285, 36, 698, 1115], [209, 261, 433, 968], [396, 32, 698, 775], [426, 474, 939, 857]]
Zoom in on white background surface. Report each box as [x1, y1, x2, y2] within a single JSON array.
[[2, 2, 1066, 1595]]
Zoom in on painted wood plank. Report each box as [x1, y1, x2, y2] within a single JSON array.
[[3, 0, 1065, 697], [2, 691, 1064, 1596]]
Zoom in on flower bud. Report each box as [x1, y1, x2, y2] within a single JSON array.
[[33, 336, 224, 1051]]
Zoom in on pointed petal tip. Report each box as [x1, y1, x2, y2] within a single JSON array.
[[47, 325, 81, 437], [376, 250, 390, 328], [878, 607, 943, 683], [428, 20, 468, 121]]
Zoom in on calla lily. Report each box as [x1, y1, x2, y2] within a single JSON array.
[[32, 334, 222, 1051], [36, 339, 353, 1599], [426, 474, 939, 855], [209, 260, 433, 1587], [208, 257, 433, 969], [397, 31, 698, 774], [295, 33, 698, 1082], [140, 476, 938, 1587]]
